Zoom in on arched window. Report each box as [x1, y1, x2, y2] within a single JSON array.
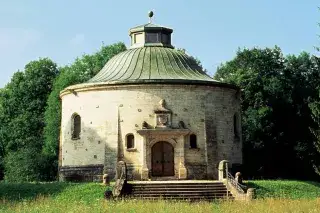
[[72, 114, 81, 139], [190, 134, 197, 149], [126, 134, 135, 149], [234, 113, 239, 138]]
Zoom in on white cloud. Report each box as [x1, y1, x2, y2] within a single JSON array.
[[69, 33, 85, 46]]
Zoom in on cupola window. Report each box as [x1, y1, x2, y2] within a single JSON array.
[[133, 33, 144, 44], [146, 32, 159, 43], [162, 33, 169, 44]]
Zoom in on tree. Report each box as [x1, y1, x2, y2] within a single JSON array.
[[1, 58, 59, 181], [215, 47, 320, 179], [43, 42, 127, 175], [0, 88, 5, 179], [309, 91, 320, 175], [309, 12, 320, 174], [177, 48, 206, 73]]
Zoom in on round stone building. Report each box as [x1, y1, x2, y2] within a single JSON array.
[[59, 17, 242, 182]]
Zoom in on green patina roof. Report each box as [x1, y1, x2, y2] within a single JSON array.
[[88, 47, 218, 83], [86, 16, 236, 88]]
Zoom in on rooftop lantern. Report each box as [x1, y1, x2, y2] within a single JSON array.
[[129, 11, 174, 49]]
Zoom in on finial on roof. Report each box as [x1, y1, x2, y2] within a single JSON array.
[[148, 11, 154, 23], [128, 11, 173, 49]]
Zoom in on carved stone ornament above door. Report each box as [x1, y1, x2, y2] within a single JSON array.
[[154, 99, 171, 128]]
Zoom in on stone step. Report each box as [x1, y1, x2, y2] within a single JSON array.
[[123, 181, 233, 200], [130, 185, 226, 189], [129, 186, 226, 190], [129, 182, 225, 185], [130, 185, 225, 189], [129, 189, 228, 193], [130, 184, 225, 187], [129, 193, 230, 196], [126, 195, 234, 200], [128, 189, 230, 193], [129, 184, 225, 188]]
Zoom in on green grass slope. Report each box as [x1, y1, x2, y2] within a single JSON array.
[[0, 180, 319, 212], [248, 180, 320, 199], [0, 182, 107, 202]]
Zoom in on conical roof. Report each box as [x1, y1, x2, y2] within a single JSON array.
[[86, 13, 235, 88]]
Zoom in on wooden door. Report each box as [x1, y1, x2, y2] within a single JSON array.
[[152, 142, 163, 176], [162, 142, 174, 176], [152, 142, 174, 176]]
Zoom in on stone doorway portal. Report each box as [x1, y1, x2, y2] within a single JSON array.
[[151, 141, 174, 176]]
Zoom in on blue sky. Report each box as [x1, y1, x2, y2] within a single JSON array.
[[0, 0, 319, 88]]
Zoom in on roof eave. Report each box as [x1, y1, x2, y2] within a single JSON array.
[[60, 79, 240, 97], [129, 26, 173, 35], [129, 43, 174, 49]]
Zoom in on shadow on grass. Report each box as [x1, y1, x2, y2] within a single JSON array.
[[245, 180, 320, 199], [0, 182, 73, 201], [306, 180, 320, 188]]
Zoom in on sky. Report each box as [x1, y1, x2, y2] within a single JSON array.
[[0, 0, 319, 88]]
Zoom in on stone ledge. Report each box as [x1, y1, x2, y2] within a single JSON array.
[[59, 164, 104, 182], [126, 148, 137, 152], [137, 128, 190, 136], [60, 164, 104, 172], [60, 82, 239, 98]]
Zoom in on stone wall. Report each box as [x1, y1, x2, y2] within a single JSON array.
[[59, 83, 242, 181], [59, 164, 104, 182]]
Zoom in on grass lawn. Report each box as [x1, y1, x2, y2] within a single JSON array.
[[0, 180, 319, 212], [248, 180, 320, 199]]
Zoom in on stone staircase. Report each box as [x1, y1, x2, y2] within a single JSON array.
[[123, 180, 233, 200]]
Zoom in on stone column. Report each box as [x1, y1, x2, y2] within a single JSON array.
[[205, 140, 215, 179], [103, 174, 110, 186], [141, 135, 149, 180], [218, 160, 228, 180], [246, 188, 256, 201], [58, 171, 66, 182], [178, 137, 187, 179]]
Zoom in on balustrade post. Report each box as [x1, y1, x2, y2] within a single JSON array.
[[226, 161, 229, 199], [218, 160, 229, 181]]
